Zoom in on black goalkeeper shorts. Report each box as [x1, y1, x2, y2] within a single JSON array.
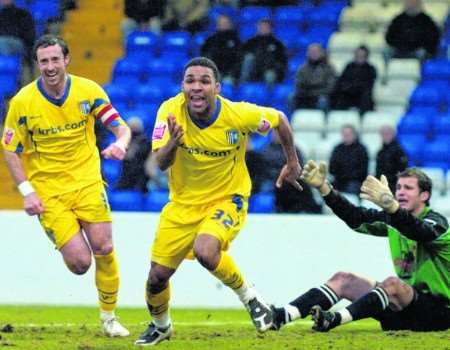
[[373, 290, 450, 331]]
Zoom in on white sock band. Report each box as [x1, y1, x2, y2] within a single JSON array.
[[338, 308, 353, 325], [18, 181, 35, 197]]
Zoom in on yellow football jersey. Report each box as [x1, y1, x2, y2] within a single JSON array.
[[1, 74, 123, 198], [151, 93, 280, 205]]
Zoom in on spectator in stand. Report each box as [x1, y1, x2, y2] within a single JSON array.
[[331, 45, 377, 115], [376, 125, 409, 193], [121, 0, 164, 39], [240, 19, 287, 85], [329, 125, 368, 195], [291, 43, 336, 111], [245, 137, 267, 195], [0, 0, 35, 58], [161, 0, 209, 34], [145, 151, 169, 193], [384, 0, 440, 62], [262, 132, 322, 213], [201, 14, 242, 85], [115, 117, 150, 192], [0, 0, 35, 82]]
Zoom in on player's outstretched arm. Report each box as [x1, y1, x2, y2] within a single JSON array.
[[101, 123, 131, 161], [3, 150, 44, 215], [360, 175, 399, 213], [300, 160, 332, 196], [274, 112, 302, 191], [155, 114, 184, 171]]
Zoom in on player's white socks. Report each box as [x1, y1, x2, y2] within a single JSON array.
[[235, 281, 257, 305], [283, 304, 301, 321], [337, 308, 353, 325], [153, 310, 172, 329], [100, 310, 115, 321]]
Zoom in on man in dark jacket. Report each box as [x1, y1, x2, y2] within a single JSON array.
[[376, 125, 408, 193], [385, 0, 440, 60], [240, 19, 287, 85], [331, 45, 377, 115], [329, 125, 368, 195], [201, 14, 242, 84], [0, 0, 35, 59]]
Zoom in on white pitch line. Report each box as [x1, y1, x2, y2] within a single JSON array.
[[15, 320, 310, 328]]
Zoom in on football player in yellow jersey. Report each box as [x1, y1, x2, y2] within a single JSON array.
[[1, 35, 131, 337], [135, 57, 302, 346]]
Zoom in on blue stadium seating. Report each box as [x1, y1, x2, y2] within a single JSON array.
[[142, 58, 180, 82], [421, 59, 450, 82], [239, 6, 271, 26], [398, 134, 426, 166], [159, 31, 191, 57], [103, 84, 131, 109], [409, 85, 444, 110], [144, 190, 169, 212], [102, 159, 121, 186], [108, 190, 145, 211], [112, 58, 143, 85], [122, 107, 158, 137], [250, 132, 271, 153], [422, 139, 450, 170], [191, 31, 210, 56], [431, 114, 450, 137], [236, 82, 269, 105], [219, 82, 235, 99], [126, 31, 159, 59], [248, 192, 275, 213], [397, 112, 431, 136], [270, 83, 292, 106], [273, 6, 306, 29]]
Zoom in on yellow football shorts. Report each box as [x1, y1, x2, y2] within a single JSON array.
[[151, 195, 248, 269], [38, 181, 112, 249]]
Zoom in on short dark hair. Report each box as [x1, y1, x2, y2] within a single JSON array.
[[397, 167, 432, 204], [357, 45, 370, 57], [33, 35, 69, 61], [183, 57, 221, 82]]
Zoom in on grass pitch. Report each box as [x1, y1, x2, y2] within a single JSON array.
[[0, 305, 448, 350]]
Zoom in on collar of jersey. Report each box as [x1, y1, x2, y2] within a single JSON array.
[[418, 206, 430, 219], [37, 75, 71, 107], [188, 97, 221, 129]]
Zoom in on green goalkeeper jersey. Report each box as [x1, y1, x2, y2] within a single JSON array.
[[324, 191, 450, 305]]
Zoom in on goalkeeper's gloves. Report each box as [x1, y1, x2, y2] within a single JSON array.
[[300, 160, 332, 196], [360, 175, 399, 213]]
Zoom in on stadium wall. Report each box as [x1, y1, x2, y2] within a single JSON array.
[[1, 211, 394, 308]]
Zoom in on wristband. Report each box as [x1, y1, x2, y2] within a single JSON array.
[[18, 181, 35, 197]]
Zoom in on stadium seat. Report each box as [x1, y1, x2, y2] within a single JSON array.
[[236, 83, 269, 105], [191, 31, 209, 56], [102, 159, 122, 186], [421, 167, 446, 194], [270, 83, 292, 106], [248, 192, 275, 213], [273, 6, 306, 28], [374, 80, 416, 107], [361, 131, 382, 159], [397, 134, 426, 166], [134, 84, 165, 106], [291, 109, 326, 132], [141, 58, 179, 82], [219, 82, 235, 100], [396, 112, 431, 135], [421, 59, 450, 83], [431, 114, 450, 138], [126, 31, 159, 59], [122, 107, 158, 137], [159, 31, 191, 57], [239, 6, 272, 26], [409, 85, 444, 110], [386, 59, 421, 82], [422, 139, 450, 170], [361, 110, 401, 132], [112, 58, 143, 85], [144, 190, 169, 212], [103, 84, 131, 108], [326, 110, 361, 132], [250, 132, 271, 153], [108, 190, 145, 211], [328, 32, 365, 54], [293, 131, 323, 159]]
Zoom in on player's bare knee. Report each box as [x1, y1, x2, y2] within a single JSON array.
[[148, 268, 170, 291], [91, 243, 113, 256], [68, 259, 91, 275], [328, 271, 355, 285], [381, 276, 402, 295], [193, 247, 219, 270]]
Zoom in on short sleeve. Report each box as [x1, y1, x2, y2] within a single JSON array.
[[1, 96, 28, 153], [239, 103, 280, 136]]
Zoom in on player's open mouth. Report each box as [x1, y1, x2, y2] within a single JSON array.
[[398, 199, 408, 205], [190, 96, 205, 108]]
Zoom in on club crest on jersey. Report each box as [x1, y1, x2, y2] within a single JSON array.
[[226, 129, 239, 145], [79, 100, 91, 115], [258, 118, 271, 133], [3, 127, 14, 145], [152, 122, 167, 141]]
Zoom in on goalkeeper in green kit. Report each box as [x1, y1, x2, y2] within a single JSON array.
[[271, 161, 450, 332]]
